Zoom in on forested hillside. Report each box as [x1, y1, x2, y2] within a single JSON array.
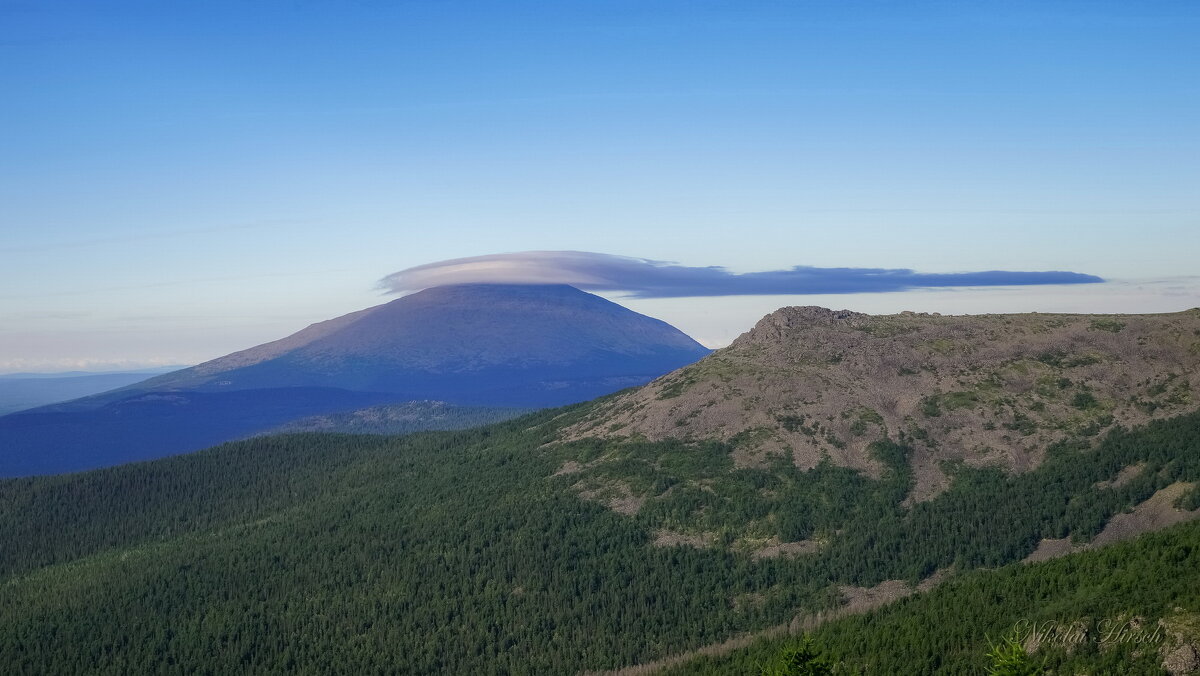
[[3, 402, 1200, 673], [667, 519, 1200, 675]]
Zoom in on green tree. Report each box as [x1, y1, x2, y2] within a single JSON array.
[[985, 629, 1043, 675], [761, 637, 834, 676]]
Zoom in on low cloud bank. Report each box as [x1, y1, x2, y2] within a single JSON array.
[[380, 251, 1103, 298]]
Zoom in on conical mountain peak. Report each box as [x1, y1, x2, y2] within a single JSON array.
[[124, 283, 710, 406]]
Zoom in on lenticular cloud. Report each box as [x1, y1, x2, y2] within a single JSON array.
[[379, 251, 1104, 298]]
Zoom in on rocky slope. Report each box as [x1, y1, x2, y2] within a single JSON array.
[[567, 306, 1200, 500]]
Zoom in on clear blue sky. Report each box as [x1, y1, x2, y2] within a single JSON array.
[[2, 1, 1198, 370]]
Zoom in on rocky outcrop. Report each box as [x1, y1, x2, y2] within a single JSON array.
[[566, 307, 1200, 501]]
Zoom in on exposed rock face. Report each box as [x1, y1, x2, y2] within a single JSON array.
[[736, 307, 871, 342], [566, 307, 1200, 501], [1163, 644, 1200, 676]]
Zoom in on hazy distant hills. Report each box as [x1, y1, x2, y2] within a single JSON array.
[[0, 368, 180, 416], [0, 284, 709, 476]]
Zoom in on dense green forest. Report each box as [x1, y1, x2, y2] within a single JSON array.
[[668, 518, 1200, 674], [2, 405, 1200, 673]]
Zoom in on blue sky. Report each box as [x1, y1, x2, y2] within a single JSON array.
[[2, 1, 1198, 370]]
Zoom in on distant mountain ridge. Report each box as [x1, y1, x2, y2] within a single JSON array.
[[0, 284, 709, 476]]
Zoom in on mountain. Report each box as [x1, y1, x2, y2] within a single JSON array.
[[567, 306, 1200, 502], [0, 284, 708, 476], [80, 283, 711, 407], [3, 305, 1200, 672]]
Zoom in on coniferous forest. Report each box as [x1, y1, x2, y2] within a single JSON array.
[[670, 519, 1200, 674], [3, 403, 1200, 673]]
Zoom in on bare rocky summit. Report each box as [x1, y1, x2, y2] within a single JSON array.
[[566, 306, 1200, 501]]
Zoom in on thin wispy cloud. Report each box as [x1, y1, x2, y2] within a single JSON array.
[[380, 251, 1104, 299]]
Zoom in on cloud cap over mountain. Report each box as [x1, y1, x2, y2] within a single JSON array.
[[380, 251, 1104, 299]]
